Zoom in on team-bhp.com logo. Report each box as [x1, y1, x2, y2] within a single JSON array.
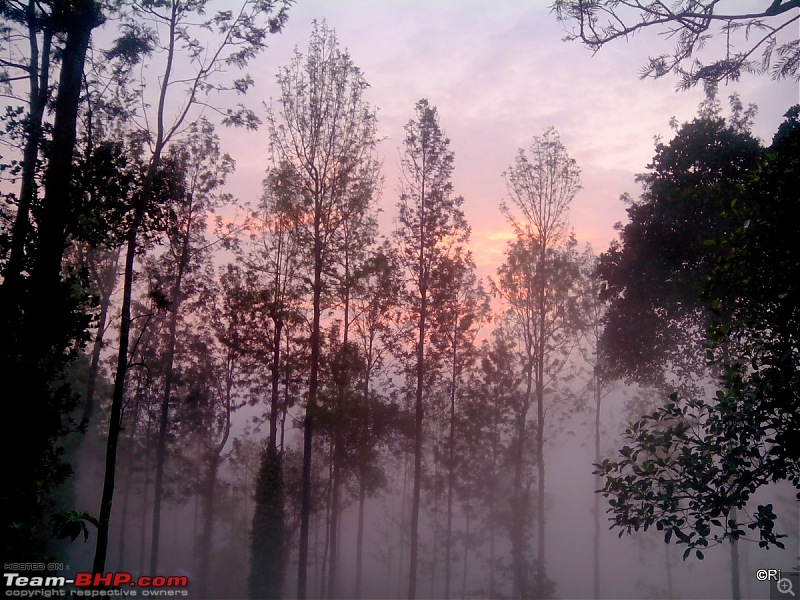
[[4, 572, 189, 597]]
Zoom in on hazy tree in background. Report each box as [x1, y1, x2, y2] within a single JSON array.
[[574, 247, 615, 600], [394, 98, 469, 600], [552, 0, 800, 88], [429, 250, 490, 599], [499, 126, 581, 597], [466, 324, 520, 597], [147, 120, 235, 575], [348, 245, 404, 598], [264, 20, 379, 598], [245, 174, 304, 600]]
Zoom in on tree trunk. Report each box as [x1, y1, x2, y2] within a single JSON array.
[[444, 337, 458, 600], [535, 248, 547, 596], [298, 208, 323, 599], [150, 270, 186, 572], [354, 465, 367, 599], [409, 168, 427, 600], [730, 507, 741, 600], [593, 374, 602, 600], [3, 1, 52, 300]]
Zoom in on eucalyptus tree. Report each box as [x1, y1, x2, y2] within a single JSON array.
[[264, 21, 380, 597], [498, 127, 582, 597], [394, 99, 469, 599]]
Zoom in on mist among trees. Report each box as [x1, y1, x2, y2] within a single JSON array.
[[1, 2, 797, 599]]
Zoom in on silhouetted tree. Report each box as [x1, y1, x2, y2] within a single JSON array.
[[597, 106, 800, 599], [264, 20, 379, 597], [394, 98, 469, 599], [93, 0, 290, 574]]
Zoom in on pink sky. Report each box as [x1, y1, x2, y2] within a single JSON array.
[[209, 0, 798, 279]]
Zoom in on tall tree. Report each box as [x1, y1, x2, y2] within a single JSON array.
[[499, 126, 582, 597], [552, 0, 800, 87], [1, 0, 104, 563], [394, 98, 469, 600], [92, 0, 290, 574], [264, 20, 379, 598]]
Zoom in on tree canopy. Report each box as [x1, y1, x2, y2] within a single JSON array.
[[597, 105, 800, 558]]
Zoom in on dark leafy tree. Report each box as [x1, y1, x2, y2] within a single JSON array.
[[596, 107, 799, 585], [552, 0, 800, 88], [597, 111, 762, 393], [1, 0, 105, 564]]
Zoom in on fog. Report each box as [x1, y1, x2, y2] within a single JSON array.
[[60, 374, 797, 599]]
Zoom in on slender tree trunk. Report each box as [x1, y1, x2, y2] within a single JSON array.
[[198, 457, 220, 595], [298, 207, 323, 599], [93, 224, 141, 573], [409, 169, 427, 600], [665, 542, 673, 600], [593, 374, 602, 600], [535, 248, 547, 596], [354, 465, 367, 599], [511, 361, 533, 598], [461, 506, 470, 599], [397, 449, 409, 598], [445, 329, 459, 600], [150, 273, 185, 572], [354, 372, 371, 599]]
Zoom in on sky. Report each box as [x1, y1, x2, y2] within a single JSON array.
[[195, 0, 800, 280]]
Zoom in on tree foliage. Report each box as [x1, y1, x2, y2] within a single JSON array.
[[597, 105, 800, 558], [597, 111, 762, 391], [552, 0, 800, 88]]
